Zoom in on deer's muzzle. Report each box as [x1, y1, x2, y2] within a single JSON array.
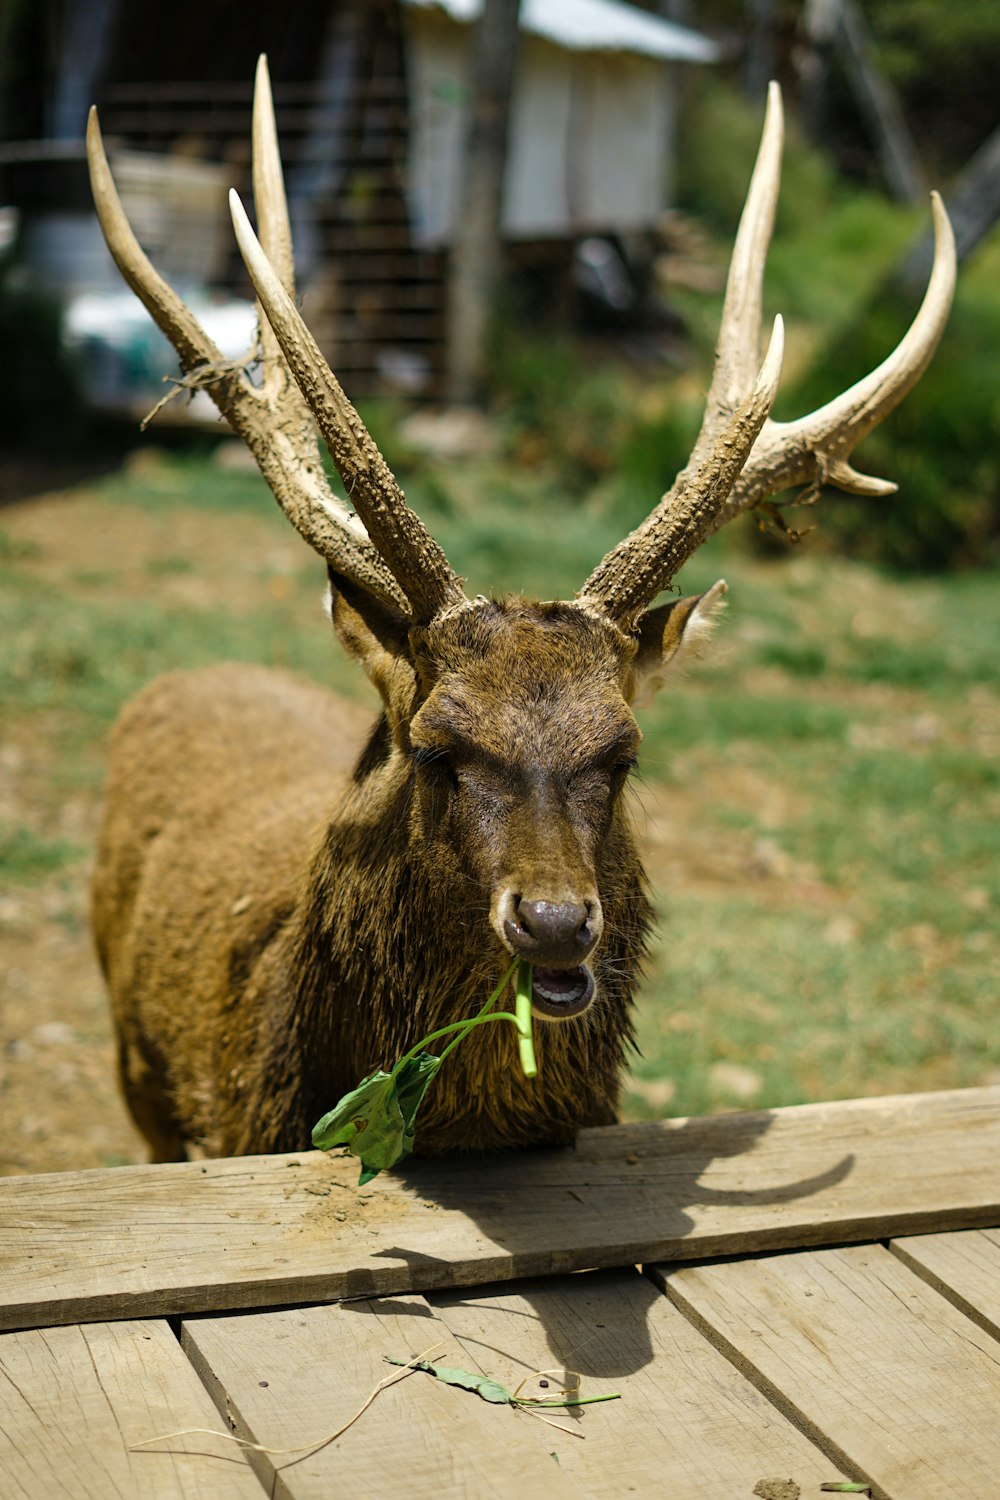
[[505, 896, 599, 964]]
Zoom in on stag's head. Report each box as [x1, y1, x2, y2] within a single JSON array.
[[330, 572, 729, 1013], [87, 59, 955, 1019]]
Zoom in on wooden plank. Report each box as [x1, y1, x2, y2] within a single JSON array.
[[3, 1087, 999, 1332], [655, 1243, 1000, 1499], [181, 1295, 587, 1499], [0, 1318, 264, 1498], [430, 1268, 848, 1497], [891, 1227, 1000, 1340]]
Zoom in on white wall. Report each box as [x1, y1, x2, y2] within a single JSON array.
[[405, 10, 672, 246]]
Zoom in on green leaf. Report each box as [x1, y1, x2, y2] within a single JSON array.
[[385, 1356, 621, 1410], [311, 957, 530, 1185], [393, 1052, 443, 1153], [311, 1071, 395, 1152], [311, 1053, 442, 1183], [385, 1357, 512, 1404]]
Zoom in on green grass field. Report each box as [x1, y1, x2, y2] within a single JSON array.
[[1, 447, 998, 1158]]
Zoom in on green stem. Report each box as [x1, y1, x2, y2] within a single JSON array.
[[514, 960, 537, 1077], [437, 1009, 522, 1047], [436, 1007, 536, 1075], [438, 955, 519, 1063], [391, 958, 518, 1078], [514, 1393, 622, 1408]]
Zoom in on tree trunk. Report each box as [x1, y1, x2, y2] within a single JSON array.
[[444, 0, 521, 407], [799, 0, 925, 204], [836, 0, 924, 203], [895, 122, 1000, 294]]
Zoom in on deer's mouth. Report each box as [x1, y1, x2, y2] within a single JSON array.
[[531, 964, 594, 1020]]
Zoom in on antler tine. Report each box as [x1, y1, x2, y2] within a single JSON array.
[[579, 317, 784, 625], [251, 55, 295, 296], [579, 83, 956, 625], [704, 80, 784, 433], [578, 85, 786, 626], [87, 96, 407, 612], [712, 191, 957, 527], [229, 188, 467, 623], [87, 107, 225, 374]]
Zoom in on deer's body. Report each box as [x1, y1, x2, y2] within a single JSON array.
[[94, 604, 650, 1160], [87, 65, 954, 1164], [93, 664, 368, 1158]]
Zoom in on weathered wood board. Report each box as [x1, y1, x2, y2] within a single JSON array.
[[3, 1087, 999, 1332], [655, 1242, 1000, 1500], [431, 1268, 849, 1497], [181, 1295, 585, 1499], [181, 1272, 848, 1500], [0, 1318, 263, 1498], [892, 1226, 1000, 1339]]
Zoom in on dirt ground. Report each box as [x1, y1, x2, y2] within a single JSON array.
[[0, 869, 148, 1175]]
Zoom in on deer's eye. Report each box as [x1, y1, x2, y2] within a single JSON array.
[[566, 753, 636, 800], [413, 746, 459, 790]]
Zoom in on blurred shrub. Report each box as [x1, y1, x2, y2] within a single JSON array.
[[611, 397, 703, 532], [678, 78, 839, 241], [866, 0, 1000, 173], [486, 79, 997, 573], [488, 322, 639, 493], [676, 79, 913, 344], [787, 237, 1000, 571]]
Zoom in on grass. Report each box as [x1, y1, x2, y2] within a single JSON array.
[[2, 446, 998, 1127], [0, 825, 85, 883], [626, 542, 1000, 1115]]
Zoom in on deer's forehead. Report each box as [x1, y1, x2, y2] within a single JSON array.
[[409, 602, 639, 757], [413, 649, 637, 765], [417, 599, 633, 670]]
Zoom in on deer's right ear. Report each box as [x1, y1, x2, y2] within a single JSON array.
[[326, 569, 417, 734], [629, 579, 728, 707]]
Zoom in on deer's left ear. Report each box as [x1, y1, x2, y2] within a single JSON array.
[[326, 567, 418, 739], [629, 580, 728, 706]]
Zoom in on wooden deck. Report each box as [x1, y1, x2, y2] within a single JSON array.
[[3, 1086, 1000, 1498]]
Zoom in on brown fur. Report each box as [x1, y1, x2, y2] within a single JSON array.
[[92, 580, 721, 1161]]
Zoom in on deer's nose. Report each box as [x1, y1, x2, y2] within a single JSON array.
[[505, 897, 598, 966]]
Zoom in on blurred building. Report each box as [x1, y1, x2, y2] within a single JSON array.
[[0, 0, 718, 408]]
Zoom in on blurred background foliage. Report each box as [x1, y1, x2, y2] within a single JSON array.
[[2, 0, 998, 572], [692, 0, 1000, 174], [485, 66, 1000, 573]]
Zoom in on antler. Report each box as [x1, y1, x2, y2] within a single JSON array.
[[579, 83, 956, 626], [228, 191, 465, 623], [87, 55, 465, 622], [715, 190, 955, 526]]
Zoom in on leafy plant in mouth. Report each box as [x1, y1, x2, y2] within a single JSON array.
[[312, 958, 538, 1183]]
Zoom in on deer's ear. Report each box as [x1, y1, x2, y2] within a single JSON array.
[[629, 580, 727, 706], [326, 569, 417, 734]]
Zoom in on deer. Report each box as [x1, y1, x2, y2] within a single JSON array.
[[87, 59, 955, 1164]]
